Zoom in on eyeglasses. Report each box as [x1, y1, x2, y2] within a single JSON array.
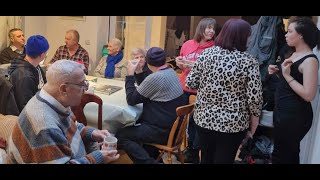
[[65, 80, 89, 90]]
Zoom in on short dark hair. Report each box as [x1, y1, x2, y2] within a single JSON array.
[[8, 28, 23, 39], [215, 19, 251, 52], [289, 17, 320, 50]]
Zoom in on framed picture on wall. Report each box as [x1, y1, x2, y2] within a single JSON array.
[[60, 16, 86, 21]]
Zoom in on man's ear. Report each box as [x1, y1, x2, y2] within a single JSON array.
[[59, 84, 68, 96]]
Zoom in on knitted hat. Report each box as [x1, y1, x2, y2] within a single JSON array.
[[26, 35, 49, 57], [146, 47, 166, 67]]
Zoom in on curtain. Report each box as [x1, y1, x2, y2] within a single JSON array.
[[0, 16, 22, 51]]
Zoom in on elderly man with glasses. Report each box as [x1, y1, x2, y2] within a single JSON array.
[[7, 60, 120, 164]]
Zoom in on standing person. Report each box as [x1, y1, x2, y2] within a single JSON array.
[[175, 17, 216, 163], [268, 17, 320, 164], [116, 47, 186, 164], [7, 60, 120, 164], [8, 35, 49, 113], [50, 29, 89, 74], [0, 28, 25, 64], [186, 19, 263, 164]]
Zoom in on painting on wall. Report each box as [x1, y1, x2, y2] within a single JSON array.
[[60, 16, 86, 21]]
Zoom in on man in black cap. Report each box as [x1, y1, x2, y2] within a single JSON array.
[[116, 47, 187, 164], [8, 35, 49, 113]]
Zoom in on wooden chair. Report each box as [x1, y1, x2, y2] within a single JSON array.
[[167, 63, 175, 69], [145, 103, 195, 164], [183, 95, 196, 149], [71, 93, 103, 130]]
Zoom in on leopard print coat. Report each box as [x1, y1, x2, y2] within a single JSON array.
[[186, 46, 263, 133]]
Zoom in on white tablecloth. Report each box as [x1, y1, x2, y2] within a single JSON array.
[[84, 76, 143, 134]]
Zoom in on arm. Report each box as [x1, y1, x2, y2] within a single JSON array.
[[282, 58, 318, 102], [125, 75, 148, 106], [11, 126, 104, 164], [50, 48, 60, 64], [185, 55, 203, 90], [94, 56, 106, 77], [82, 52, 89, 75], [246, 60, 263, 136], [0, 49, 11, 64], [15, 77, 38, 111]]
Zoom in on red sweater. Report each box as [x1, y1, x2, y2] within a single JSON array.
[[179, 40, 214, 93]]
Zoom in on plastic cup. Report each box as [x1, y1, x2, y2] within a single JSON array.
[[130, 59, 140, 65]]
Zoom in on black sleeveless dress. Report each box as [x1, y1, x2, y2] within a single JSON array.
[[272, 54, 318, 163]]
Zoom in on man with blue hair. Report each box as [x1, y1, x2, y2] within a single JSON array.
[[8, 35, 49, 113]]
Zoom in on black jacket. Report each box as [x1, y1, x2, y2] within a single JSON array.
[[8, 56, 46, 112], [0, 76, 19, 116]]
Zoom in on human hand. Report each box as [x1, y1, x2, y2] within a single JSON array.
[[135, 59, 145, 74], [175, 56, 185, 69], [281, 58, 293, 78], [127, 59, 140, 75], [268, 65, 279, 75], [92, 129, 111, 142], [101, 149, 120, 164]]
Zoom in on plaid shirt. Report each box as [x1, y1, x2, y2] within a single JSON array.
[[51, 45, 89, 74]]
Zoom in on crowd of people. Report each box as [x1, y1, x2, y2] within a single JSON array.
[[0, 16, 320, 164]]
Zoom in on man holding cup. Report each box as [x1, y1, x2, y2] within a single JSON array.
[[7, 60, 119, 164]]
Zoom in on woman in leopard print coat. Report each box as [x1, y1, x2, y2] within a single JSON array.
[[186, 19, 263, 164]]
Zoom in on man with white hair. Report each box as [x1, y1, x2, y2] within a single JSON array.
[[7, 60, 119, 164]]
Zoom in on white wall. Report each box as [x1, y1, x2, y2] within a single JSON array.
[[23, 16, 46, 39], [23, 16, 109, 75]]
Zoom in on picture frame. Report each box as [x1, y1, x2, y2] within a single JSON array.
[[60, 16, 86, 21]]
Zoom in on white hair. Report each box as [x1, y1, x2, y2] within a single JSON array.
[[46, 60, 82, 85], [131, 48, 146, 58]]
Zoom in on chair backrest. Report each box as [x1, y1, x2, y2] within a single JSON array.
[[71, 93, 103, 129], [189, 95, 196, 104], [166, 103, 195, 149]]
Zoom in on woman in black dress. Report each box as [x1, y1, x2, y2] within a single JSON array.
[[268, 17, 320, 164]]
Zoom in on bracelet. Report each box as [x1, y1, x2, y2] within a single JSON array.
[[288, 78, 295, 84]]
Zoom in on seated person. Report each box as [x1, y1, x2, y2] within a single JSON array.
[[0, 28, 25, 64], [101, 45, 108, 57], [94, 38, 126, 80], [7, 60, 120, 164], [8, 35, 49, 113], [50, 29, 89, 74], [115, 47, 186, 164], [131, 48, 152, 85]]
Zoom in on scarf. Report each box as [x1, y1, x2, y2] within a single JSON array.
[[104, 51, 123, 78]]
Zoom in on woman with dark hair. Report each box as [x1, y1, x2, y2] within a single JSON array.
[[175, 18, 216, 163], [268, 17, 320, 164], [186, 19, 263, 164]]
